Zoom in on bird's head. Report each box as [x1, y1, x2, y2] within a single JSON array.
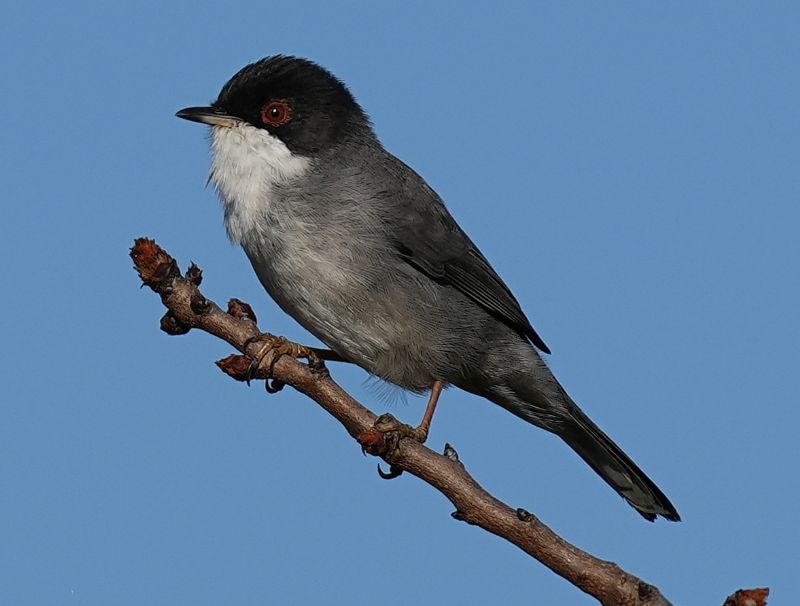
[[176, 55, 371, 157]]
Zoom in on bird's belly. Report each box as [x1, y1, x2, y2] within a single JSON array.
[[247, 239, 441, 391]]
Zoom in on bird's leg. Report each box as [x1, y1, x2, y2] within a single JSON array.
[[308, 348, 348, 364], [359, 380, 445, 454], [414, 379, 444, 442]]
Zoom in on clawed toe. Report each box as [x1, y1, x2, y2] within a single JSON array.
[[373, 413, 429, 442], [357, 413, 429, 457], [355, 381, 445, 457], [243, 333, 313, 387]]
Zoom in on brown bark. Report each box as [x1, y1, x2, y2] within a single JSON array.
[[130, 238, 767, 606]]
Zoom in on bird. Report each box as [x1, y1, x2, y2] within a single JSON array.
[[176, 55, 680, 522]]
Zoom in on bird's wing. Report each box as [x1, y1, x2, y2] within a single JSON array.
[[384, 173, 551, 354]]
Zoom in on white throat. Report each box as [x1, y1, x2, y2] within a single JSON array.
[[209, 123, 311, 244]]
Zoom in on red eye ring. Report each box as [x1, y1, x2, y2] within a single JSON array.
[[261, 100, 292, 126]]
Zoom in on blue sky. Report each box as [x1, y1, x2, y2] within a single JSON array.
[[1, 2, 798, 604]]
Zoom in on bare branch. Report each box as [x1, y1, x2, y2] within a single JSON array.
[[131, 238, 766, 606]]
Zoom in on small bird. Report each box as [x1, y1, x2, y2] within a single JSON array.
[[176, 55, 679, 521]]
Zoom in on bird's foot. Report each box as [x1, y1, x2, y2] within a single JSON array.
[[244, 333, 314, 391], [357, 413, 429, 456]]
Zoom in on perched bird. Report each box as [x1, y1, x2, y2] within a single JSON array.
[[176, 55, 679, 521]]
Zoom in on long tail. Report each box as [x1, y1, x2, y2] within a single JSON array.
[[556, 403, 680, 521], [482, 366, 680, 520], [464, 337, 680, 521]]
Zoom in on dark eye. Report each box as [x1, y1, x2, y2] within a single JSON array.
[[261, 100, 292, 126]]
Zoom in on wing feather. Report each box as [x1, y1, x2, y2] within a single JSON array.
[[389, 193, 550, 354]]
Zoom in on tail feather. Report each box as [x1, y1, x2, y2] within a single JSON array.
[[558, 405, 680, 522], [465, 340, 680, 521]]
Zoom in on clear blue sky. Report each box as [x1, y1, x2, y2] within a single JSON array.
[[1, 2, 797, 604]]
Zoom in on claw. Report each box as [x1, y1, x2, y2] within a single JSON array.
[[377, 463, 404, 479], [242, 333, 312, 388], [356, 413, 429, 459], [372, 413, 426, 441], [356, 380, 445, 458], [265, 379, 285, 393]]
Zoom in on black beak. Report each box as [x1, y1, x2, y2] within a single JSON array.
[[175, 106, 241, 127]]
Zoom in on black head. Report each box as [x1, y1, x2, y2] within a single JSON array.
[[177, 56, 371, 156]]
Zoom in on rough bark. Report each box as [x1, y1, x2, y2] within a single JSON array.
[[130, 238, 767, 606]]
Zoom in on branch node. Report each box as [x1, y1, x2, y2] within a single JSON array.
[[189, 290, 211, 315], [227, 298, 257, 322], [516, 507, 532, 522], [160, 311, 191, 335], [724, 588, 769, 606], [307, 350, 329, 376], [638, 582, 656, 601], [186, 262, 203, 286], [131, 237, 181, 292], [357, 427, 401, 457], [443, 442, 460, 462], [216, 354, 251, 381], [451, 510, 475, 525], [357, 431, 388, 456]]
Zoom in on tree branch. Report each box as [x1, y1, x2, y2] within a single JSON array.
[[130, 238, 767, 606]]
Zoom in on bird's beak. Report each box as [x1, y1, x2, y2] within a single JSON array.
[[175, 106, 242, 128]]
